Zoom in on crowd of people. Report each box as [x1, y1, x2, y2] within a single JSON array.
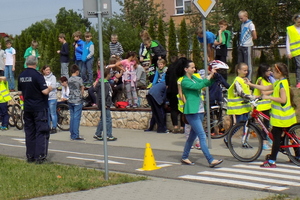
[[1, 10, 300, 168]]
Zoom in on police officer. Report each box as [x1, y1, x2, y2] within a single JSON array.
[[18, 55, 52, 164]]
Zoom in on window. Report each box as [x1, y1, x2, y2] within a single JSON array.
[[175, 0, 191, 15]]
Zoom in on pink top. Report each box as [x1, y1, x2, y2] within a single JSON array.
[[121, 59, 137, 86], [95, 69, 101, 82]]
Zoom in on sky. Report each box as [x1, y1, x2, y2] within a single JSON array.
[[0, 0, 122, 36]]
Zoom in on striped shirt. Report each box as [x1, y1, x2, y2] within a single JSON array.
[[109, 42, 124, 56]]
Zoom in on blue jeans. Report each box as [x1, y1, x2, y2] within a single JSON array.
[[4, 65, 15, 90], [48, 99, 57, 128], [182, 113, 214, 164], [61, 62, 69, 79], [235, 113, 249, 123], [82, 57, 94, 84], [68, 103, 83, 139], [95, 109, 112, 138], [75, 60, 83, 77], [0, 102, 9, 127]]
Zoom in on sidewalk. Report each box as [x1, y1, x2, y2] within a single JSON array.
[[2, 126, 275, 200]]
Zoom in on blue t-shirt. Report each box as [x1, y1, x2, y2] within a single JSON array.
[[197, 31, 215, 44], [18, 68, 48, 112]]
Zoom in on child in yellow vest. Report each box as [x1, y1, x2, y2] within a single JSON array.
[[253, 63, 273, 150], [0, 76, 12, 130], [247, 62, 297, 168]]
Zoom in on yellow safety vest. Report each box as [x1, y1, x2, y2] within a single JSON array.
[[287, 25, 300, 57], [270, 79, 296, 127], [177, 73, 203, 113], [253, 77, 272, 111], [0, 81, 12, 103], [227, 76, 251, 115]]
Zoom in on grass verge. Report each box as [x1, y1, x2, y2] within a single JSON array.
[[0, 155, 147, 200]]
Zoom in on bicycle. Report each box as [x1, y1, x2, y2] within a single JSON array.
[[227, 97, 300, 166], [203, 87, 233, 139], [56, 102, 70, 131], [8, 94, 24, 130]]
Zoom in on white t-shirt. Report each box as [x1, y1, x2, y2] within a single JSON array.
[[240, 20, 256, 47], [0, 50, 6, 70], [5, 47, 16, 65]]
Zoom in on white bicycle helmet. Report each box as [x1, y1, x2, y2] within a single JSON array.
[[208, 60, 229, 70]]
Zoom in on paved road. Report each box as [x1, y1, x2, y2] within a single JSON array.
[[1, 126, 300, 199]]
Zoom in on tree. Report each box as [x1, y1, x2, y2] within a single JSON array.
[[178, 19, 189, 57], [192, 34, 202, 69], [157, 17, 166, 48], [148, 18, 156, 40], [168, 18, 178, 63]]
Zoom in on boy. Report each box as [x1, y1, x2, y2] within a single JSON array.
[[214, 20, 231, 80], [238, 10, 257, 81], [81, 32, 94, 87], [0, 76, 12, 130], [93, 68, 117, 141], [109, 34, 124, 59], [57, 33, 70, 78], [0, 44, 6, 76], [24, 40, 40, 70], [72, 31, 84, 76], [196, 27, 215, 62], [4, 40, 16, 91], [68, 64, 85, 140]]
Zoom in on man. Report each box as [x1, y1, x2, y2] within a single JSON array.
[[238, 10, 257, 81], [18, 56, 52, 164]]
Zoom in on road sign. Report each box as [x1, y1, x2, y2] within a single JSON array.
[[193, 0, 216, 18], [83, 0, 112, 18]]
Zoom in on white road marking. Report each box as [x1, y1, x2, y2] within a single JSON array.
[[178, 175, 288, 191], [135, 164, 172, 171], [248, 162, 300, 169], [66, 156, 125, 164], [198, 171, 300, 186], [234, 164, 300, 174]]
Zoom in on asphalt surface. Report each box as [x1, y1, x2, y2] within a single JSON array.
[[1, 126, 300, 200]]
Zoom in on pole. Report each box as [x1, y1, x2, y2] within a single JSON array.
[[97, 0, 109, 180], [202, 18, 212, 149]]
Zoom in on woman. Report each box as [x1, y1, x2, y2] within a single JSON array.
[[179, 59, 223, 168]]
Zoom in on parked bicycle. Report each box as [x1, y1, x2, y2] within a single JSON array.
[[56, 102, 70, 131], [8, 94, 24, 130], [227, 97, 300, 166]]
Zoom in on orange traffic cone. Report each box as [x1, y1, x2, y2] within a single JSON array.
[[139, 143, 161, 171]]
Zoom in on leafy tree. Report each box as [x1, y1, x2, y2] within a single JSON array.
[[148, 18, 156, 40], [192, 34, 202, 69], [179, 19, 189, 57], [157, 17, 166, 48], [168, 18, 178, 63]]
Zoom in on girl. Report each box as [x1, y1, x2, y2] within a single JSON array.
[[247, 63, 297, 168], [179, 59, 223, 168], [88, 59, 101, 107], [108, 51, 137, 108], [59, 76, 69, 102], [41, 65, 57, 134], [253, 63, 273, 150]]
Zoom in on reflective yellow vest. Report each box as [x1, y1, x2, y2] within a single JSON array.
[[287, 25, 300, 57], [253, 77, 272, 111], [0, 81, 12, 103], [177, 73, 203, 113], [270, 79, 296, 127], [227, 76, 251, 115]]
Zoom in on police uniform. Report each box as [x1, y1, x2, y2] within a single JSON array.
[[18, 68, 50, 163]]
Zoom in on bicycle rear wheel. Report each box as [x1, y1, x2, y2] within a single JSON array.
[[211, 108, 233, 139], [8, 105, 15, 127], [15, 110, 24, 130], [285, 123, 300, 166], [57, 104, 70, 131], [228, 122, 263, 162]]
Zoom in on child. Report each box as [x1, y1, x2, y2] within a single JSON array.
[[108, 51, 137, 108], [57, 33, 70, 78], [139, 30, 151, 64], [72, 31, 84, 75], [214, 20, 231, 80], [152, 59, 168, 86], [41, 65, 58, 134], [247, 63, 297, 168], [93, 68, 117, 141], [107, 57, 124, 105], [109, 34, 124, 59], [24, 40, 40, 70], [253, 63, 273, 150], [81, 32, 94, 87], [4, 40, 16, 91], [196, 27, 215, 62], [68, 64, 84, 140], [0, 76, 12, 130], [88, 59, 101, 107], [59, 76, 69, 102], [0, 44, 5, 76]]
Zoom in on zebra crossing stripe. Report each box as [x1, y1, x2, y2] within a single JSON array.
[[197, 171, 300, 186], [216, 168, 300, 181], [248, 162, 300, 169], [178, 175, 288, 191], [234, 164, 300, 174]]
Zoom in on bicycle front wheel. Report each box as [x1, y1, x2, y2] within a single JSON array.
[[285, 123, 300, 166], [15, 110, 24, 130], [228, 122, 263, 162], [8, 105, 15, 127], [57, 104, 70, 131]]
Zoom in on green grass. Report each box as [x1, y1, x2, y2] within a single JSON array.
[[0, 155, 147, 200], [257, 194, 300, 200]]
